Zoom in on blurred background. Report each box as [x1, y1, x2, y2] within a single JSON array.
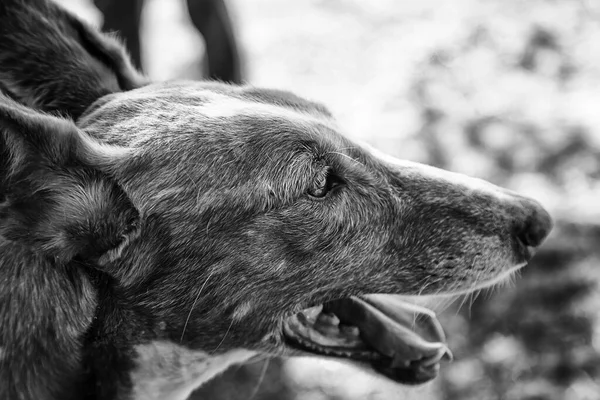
[[58, 0, 600, 398]]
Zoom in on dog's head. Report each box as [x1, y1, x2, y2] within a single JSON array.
[[0, 1, 552, 398], [77, 81, 551, 383]]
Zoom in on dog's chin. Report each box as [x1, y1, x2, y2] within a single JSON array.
[[447, 262, 528, 297], [282, 294, 452, 385]]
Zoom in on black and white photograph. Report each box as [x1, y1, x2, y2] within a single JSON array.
[[0, 0, 598, 399]]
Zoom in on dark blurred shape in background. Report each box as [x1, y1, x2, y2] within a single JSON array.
[[58, 1, 600, 399], [93, 0, 243, 83]]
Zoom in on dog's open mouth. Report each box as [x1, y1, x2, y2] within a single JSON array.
[[282, 294, 453, 384]]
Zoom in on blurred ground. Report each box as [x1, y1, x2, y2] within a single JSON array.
[[59, 0, 600, 399]]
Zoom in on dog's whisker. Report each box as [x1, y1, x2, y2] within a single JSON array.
[[465, 292, 473, 318], [429, 292, 457, 314], [246, 354, 271, 365], [248, 358, 271, 400], [180, 269, 215, 343], [211, 318, 235, 354], [335, 146, 359, 152], [455, 291, 472, 315], [417, 278, 433, 297], [467, 289, 482, 317], [325, 151, 365, 167]]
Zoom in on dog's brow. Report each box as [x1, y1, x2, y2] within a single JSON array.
[[325, 151, 365, 168], [196, 94, 333, 126]]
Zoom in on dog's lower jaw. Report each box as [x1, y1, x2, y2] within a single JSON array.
[[450, 262, 528, 296], [130, 341, 255, 400]]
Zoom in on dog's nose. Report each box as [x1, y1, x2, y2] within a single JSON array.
[[514, 198, 553, 248]]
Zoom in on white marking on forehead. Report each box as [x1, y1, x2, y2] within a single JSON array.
[[196, 93, 333, 129], [358, 139, 514, 201], [130, 341, 255, 400]]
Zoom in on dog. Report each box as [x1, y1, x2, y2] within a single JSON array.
[[0, 1, 553, 399]]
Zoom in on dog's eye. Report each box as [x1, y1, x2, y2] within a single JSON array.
[[308, 167, 344, 199]]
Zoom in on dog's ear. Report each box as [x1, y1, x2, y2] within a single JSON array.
[[0, 94, 139, 264], [0, 0, 147, 120]]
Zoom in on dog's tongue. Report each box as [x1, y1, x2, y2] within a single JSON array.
[[323, 295, 452, 367]]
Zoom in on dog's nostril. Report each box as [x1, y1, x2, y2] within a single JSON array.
[[518, 223, 538, 248], [516, 202, 553, 248]]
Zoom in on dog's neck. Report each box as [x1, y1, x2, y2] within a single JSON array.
[[79, 267, 258, 400], [129, 341, 256, 400]]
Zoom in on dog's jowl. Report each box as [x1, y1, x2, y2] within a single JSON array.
[[0, 1, 553, 399]]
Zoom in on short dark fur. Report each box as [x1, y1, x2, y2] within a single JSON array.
[[0, 1, 552, 399]]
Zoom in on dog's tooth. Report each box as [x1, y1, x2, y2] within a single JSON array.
[[301, 305, 323, 322], [339, 324, 359, 336], [317, 312, 340, 326], [314, 321, 341, 337]]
